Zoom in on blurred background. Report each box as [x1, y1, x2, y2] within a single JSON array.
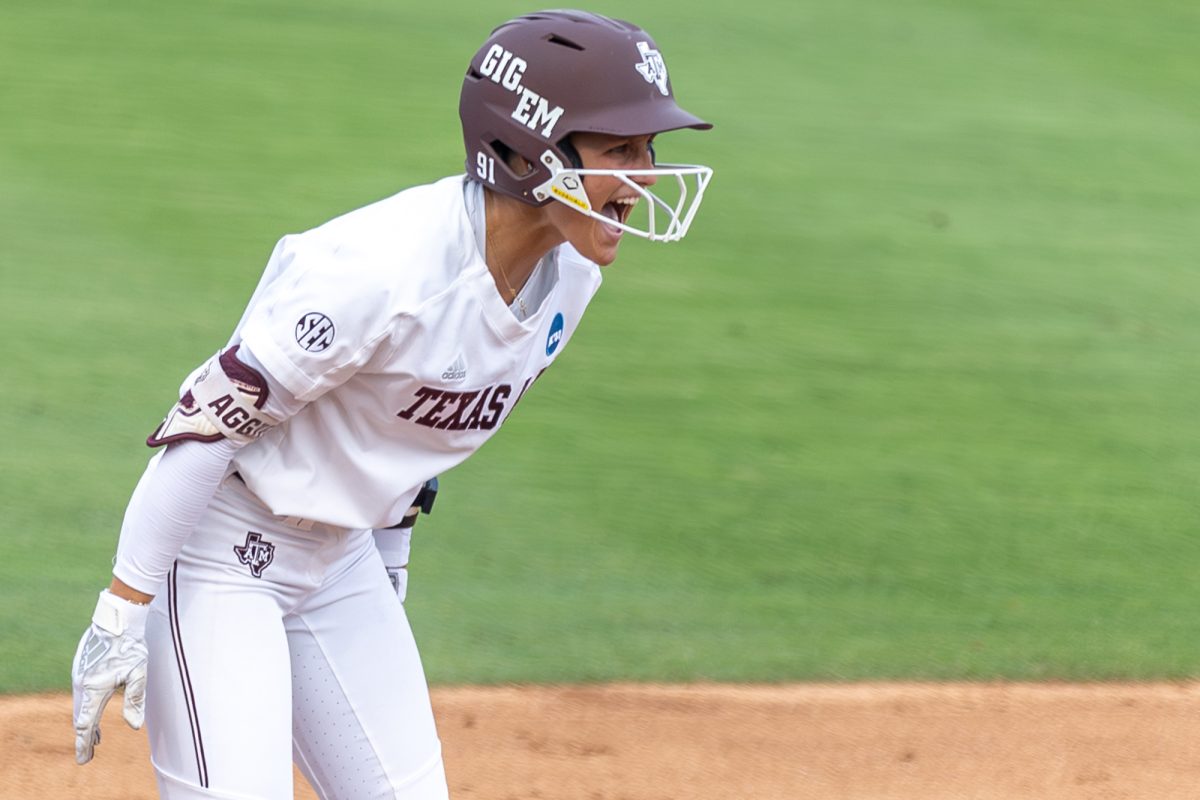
[[2, 0, 1198, 692]]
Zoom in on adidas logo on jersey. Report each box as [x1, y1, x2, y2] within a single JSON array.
[[441, 354, 468, 383]]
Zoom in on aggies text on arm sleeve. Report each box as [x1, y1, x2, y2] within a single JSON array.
[[111, 344, 304, 596]]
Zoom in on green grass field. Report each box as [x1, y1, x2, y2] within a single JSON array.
[[2, 0, 1198, 692]]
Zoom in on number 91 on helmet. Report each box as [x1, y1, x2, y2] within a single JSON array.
[[459, 10, 714, 243]]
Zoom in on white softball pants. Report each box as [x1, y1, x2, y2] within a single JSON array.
[[144, 475, 449, 799]]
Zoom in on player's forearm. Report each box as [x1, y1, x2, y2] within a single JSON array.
[[112, 437, 243, 596]]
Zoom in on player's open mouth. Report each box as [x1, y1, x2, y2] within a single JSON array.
[[600, 196, 638, 234]]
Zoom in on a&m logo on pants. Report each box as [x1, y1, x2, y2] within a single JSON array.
[[234, 532, 276, 578]]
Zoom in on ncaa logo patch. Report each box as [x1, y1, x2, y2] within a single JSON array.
[[546, 312, 565, 356], [295, 312, 335, 352]]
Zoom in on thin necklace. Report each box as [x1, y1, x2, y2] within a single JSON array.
[[500, 259, 527, 318], [486, 220, 528, 318]]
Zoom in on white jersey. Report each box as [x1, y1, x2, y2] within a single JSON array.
[[229, 175, 602, 529]]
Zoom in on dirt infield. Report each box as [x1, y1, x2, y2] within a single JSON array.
[[5, 682, 1200, 799]]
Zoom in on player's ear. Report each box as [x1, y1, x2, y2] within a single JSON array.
[[507, 153, 534, 177], [492, 140, 535, 177]]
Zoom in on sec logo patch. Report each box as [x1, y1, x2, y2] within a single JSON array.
[[295, 312, 335, 352], [546, 312, 564, 356]]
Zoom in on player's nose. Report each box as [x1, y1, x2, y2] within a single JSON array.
[[632, 148, 658, 187]]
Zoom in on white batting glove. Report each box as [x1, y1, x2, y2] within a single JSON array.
[[386, 564, 409, 603], [71, 589, 150, 765], [373, 527, 412, 604]]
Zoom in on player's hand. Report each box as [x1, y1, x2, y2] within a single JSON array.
[[385, 564, 409, 603], [71, 590, 150, 765], [374, 527, 413, 605], [373, 478, 436, 605]]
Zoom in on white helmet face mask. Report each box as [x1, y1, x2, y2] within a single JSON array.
[[532, 151, 714, 243]]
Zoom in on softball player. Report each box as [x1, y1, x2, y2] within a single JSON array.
[[71, 10, 712, 799]]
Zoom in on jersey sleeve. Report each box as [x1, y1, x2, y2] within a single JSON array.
[[237, 234, 399, 402]]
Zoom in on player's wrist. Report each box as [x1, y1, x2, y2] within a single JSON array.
[[92, 588, 151, 638], [108, 576, 155, 606], [373, 527, 412, 569]]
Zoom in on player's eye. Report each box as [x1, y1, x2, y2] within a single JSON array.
[[602, 137, 654, 164]]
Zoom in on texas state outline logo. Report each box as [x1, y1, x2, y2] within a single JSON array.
[[233, 531, 275, 578]]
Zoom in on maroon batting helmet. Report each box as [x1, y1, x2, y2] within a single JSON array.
[[460, 10, 712, 207]]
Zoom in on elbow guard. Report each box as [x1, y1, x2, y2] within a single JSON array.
[[147, 345, 279, 447]]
